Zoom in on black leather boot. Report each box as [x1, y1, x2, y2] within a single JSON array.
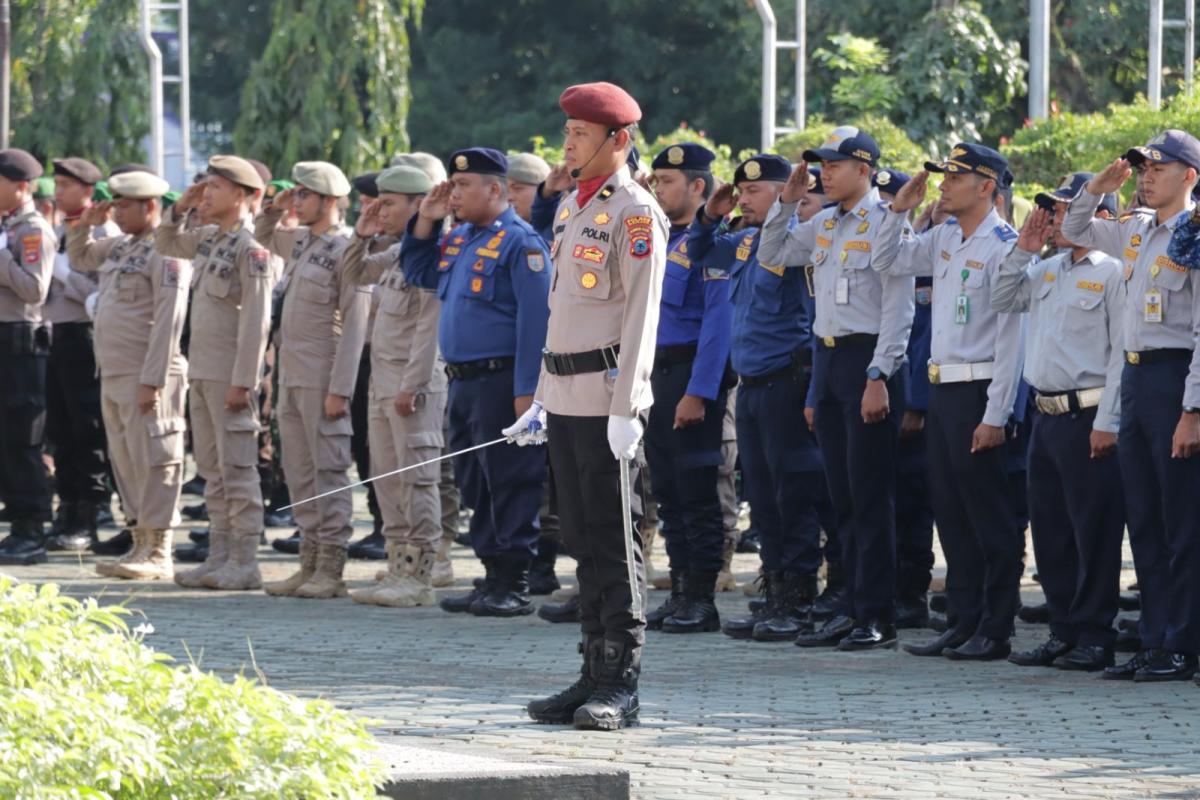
[[753, 571, 818, 641], [808, 561, 845, 621], [0, 519, 48, 565], [529, 636, 604, 724], [722, 572, 777, 639], [662, 571, 720, 633], [441, 557, 495, 613], [573, 639, 641, 731], [46, 502, 98, 552], [894, 561, 931, 629], [471, 556, 535, 617], [93, 525, 135, 556], [537, 592, 580, 623], [347, 521, 386, 560], [645, 570, 684, 631], [528, 537, 561, 595]]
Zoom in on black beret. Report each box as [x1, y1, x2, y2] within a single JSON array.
[[351, 172, 380, 198], [0, 149, 44, 182], [52, 157, 103, 185]]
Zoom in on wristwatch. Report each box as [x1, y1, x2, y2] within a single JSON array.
[[1184, 406, 1200, 415], [867, 367, 886, 382]]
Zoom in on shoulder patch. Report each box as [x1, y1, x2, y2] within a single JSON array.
[[162, 258, 184, 288], [21, 233, 42, 266], [625, 215, 653, 260], [993, 224, 1018, 242], [248, 248, 270, 276], [526, 249, 546, 273]]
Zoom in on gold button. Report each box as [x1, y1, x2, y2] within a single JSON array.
[[823, 336, 835, 347], [1127, 352, 1139, 365]]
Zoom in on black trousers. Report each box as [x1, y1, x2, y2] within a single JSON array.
[[927, 380, 1021, 641], [812, 342, 906, 622], [45, 322, 108, 506], [895, 424, 936, 597], [0, 322, 51, 522], [1027, 406, 1124, 647], [548, 412, 646, 647], [644, 358, 726, 576], [350, 349, 380, 522]]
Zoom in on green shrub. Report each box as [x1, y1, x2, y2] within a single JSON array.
[[773, 115, 929, 177], [0, 579, 385, 799]]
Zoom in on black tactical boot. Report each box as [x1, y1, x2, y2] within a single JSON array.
[[46, 502, 99, 552], [347, 519, 386, 560], [662, 571, 720, 633], [723, 572, 777, 639], [529, 636, 603, 724], [472, 556, 535, 617], [93, 525, 136, 556], [753, 571, 819, 641], [0, 519, 48, 565], [528, 537, 561, 595], [537, 592, 580, 623], [573, 639, 641, 731], [645, 570, 684, 631], [809, 561, 846, 621], [441, 557, 495, 613]]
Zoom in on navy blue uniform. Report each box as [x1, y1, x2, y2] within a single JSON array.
[[896, 277, 935, 600], [687, 218, 826, 578], [644, 223, 732, 578], [402, 208, 551, 560]]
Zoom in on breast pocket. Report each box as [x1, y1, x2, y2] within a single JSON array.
[[1064, 290, 1104, 335], [661, 262, 690, 308], [379, 283, 415, 316], [117, 270, 149, 303], [962, 266, 986, 292], [566, 249, 612, 301], [296, 267, 333, 305], [749, 266, 783, 314], [463, 258, 498, 302], [204, 266, 233, 299], [1152, 263, 1188, 314]]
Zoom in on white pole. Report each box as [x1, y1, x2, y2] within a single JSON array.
[[180, 0, 191, 178], [139, 0, 164, 175], [754, 0, 777, 152], [795, 0, 805, 131], [1186, 0, 1195, 95], [1028, 0, 1050, 119], [1150, 0, 1164, 110]]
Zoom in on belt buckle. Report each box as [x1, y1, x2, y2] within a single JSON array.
[[823, 336, 836, 348], [600, 346, 619, 371], [927, 363, 940, 384], [1126, 351, 1140, 365]]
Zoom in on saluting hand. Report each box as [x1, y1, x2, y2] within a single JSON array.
[[418, 181, 453, 222], [355, 201, 382, 237], [1017, 206, 1053, 253], [81, 201, 111, 228], [175, 182, 206, 214], [890, 171, 929, 214], [780, 164, 811, 205], [273, 188, 295, 216], [705, 183, 737, 221], [543, 163, 574, 197], [1089, 158, 1133, 195]]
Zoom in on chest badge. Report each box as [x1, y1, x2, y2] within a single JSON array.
[[580, 271, 598, 290]]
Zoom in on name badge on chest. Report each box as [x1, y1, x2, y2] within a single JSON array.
[[835, 276, 849, 305], [1144, 288, 1163, 323]]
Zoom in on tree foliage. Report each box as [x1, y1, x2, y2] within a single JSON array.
[[10, 0, 149, 168], [233, 0, 423, 177]]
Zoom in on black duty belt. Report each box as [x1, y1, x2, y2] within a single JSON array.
[[542, 345, 620, 376], [817, 333, 878, 350], [444, 356, 515, 380], [654, 343, 698, 367], [1124, 348, 1191, 366]]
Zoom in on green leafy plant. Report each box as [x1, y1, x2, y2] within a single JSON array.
[[0, 579, 385, 799], [772, 115, 929, 178], [813, 33, 901, 118]]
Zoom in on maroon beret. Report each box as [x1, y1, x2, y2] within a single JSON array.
[[559, 82, 642, 128]]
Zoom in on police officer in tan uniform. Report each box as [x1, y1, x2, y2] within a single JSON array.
[[155, 155, 273, 591], [510, 82, 667, 731], [342, 165, 445, 608], [255, 161, 369, 599], [68, 168, 190, 581], [0, 149, 58, 566], [45, 157, 114, 551]]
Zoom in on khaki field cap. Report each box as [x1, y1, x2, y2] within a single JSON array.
[[291, 161, 351, 198], [109, 170, 170, 200], [506, 153, 552, 186], [389, 152, 447, 184], [376, 165, 434, 195], [207, 155, 265, 191]]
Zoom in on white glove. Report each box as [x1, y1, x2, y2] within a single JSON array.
[[0, 229, 8, 251], [607, 415, 643, 461], [84, 292, 99, 320], [53, 252, 72, 284], [502, 401, 547, 446]]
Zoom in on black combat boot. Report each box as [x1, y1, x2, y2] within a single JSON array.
[[528, 636, 603, 724], [537, 592, 581, 623], [0, 519, 48, 565], [471, 556, 535, 617], [528, 537, 561, 595], [808, 561, 846, 621], [753, 571, 818, 641], [93, 524, 136, 556], [46, 502, 99, 552], [723, 572, 777, 639], [441, 557, 495, 613], [645, 570, 684, 631], [573, 639, 641, 731], [662, 571, 720, 633], [347, 518, 386, 560]]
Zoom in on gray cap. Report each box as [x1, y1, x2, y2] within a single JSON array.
[[389, 152, 447, 184], [291, 161, 351, 198], [207, 155, 265, 191], [376, 165, 434, 195], [108, 170, 170, 200], [506, 153, 551, 186]]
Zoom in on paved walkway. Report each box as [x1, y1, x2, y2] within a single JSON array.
[[13, 488, 1200, 799]]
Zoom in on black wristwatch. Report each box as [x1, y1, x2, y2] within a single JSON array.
[[1184, 406, 1200, 415], [867, 367, 886, 382]]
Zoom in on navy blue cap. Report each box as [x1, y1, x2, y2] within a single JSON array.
[[733, 154, 791, 186], [1124, 129, 1200, 172], [626, 145, 642, 175], [651, 142, 716, 172], [802, 126, 880, 167], [925, 143, 1009, 184], [351, 171, 380, 199], [807, 167, 825, 195], [0, 149, 43, 182], [872, 168, 910, 194], [448, 147, 508, 177], [1035, 172, 1118, 217]]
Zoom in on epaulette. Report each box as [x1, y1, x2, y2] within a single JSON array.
[[993, 224, 1018, 242]]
